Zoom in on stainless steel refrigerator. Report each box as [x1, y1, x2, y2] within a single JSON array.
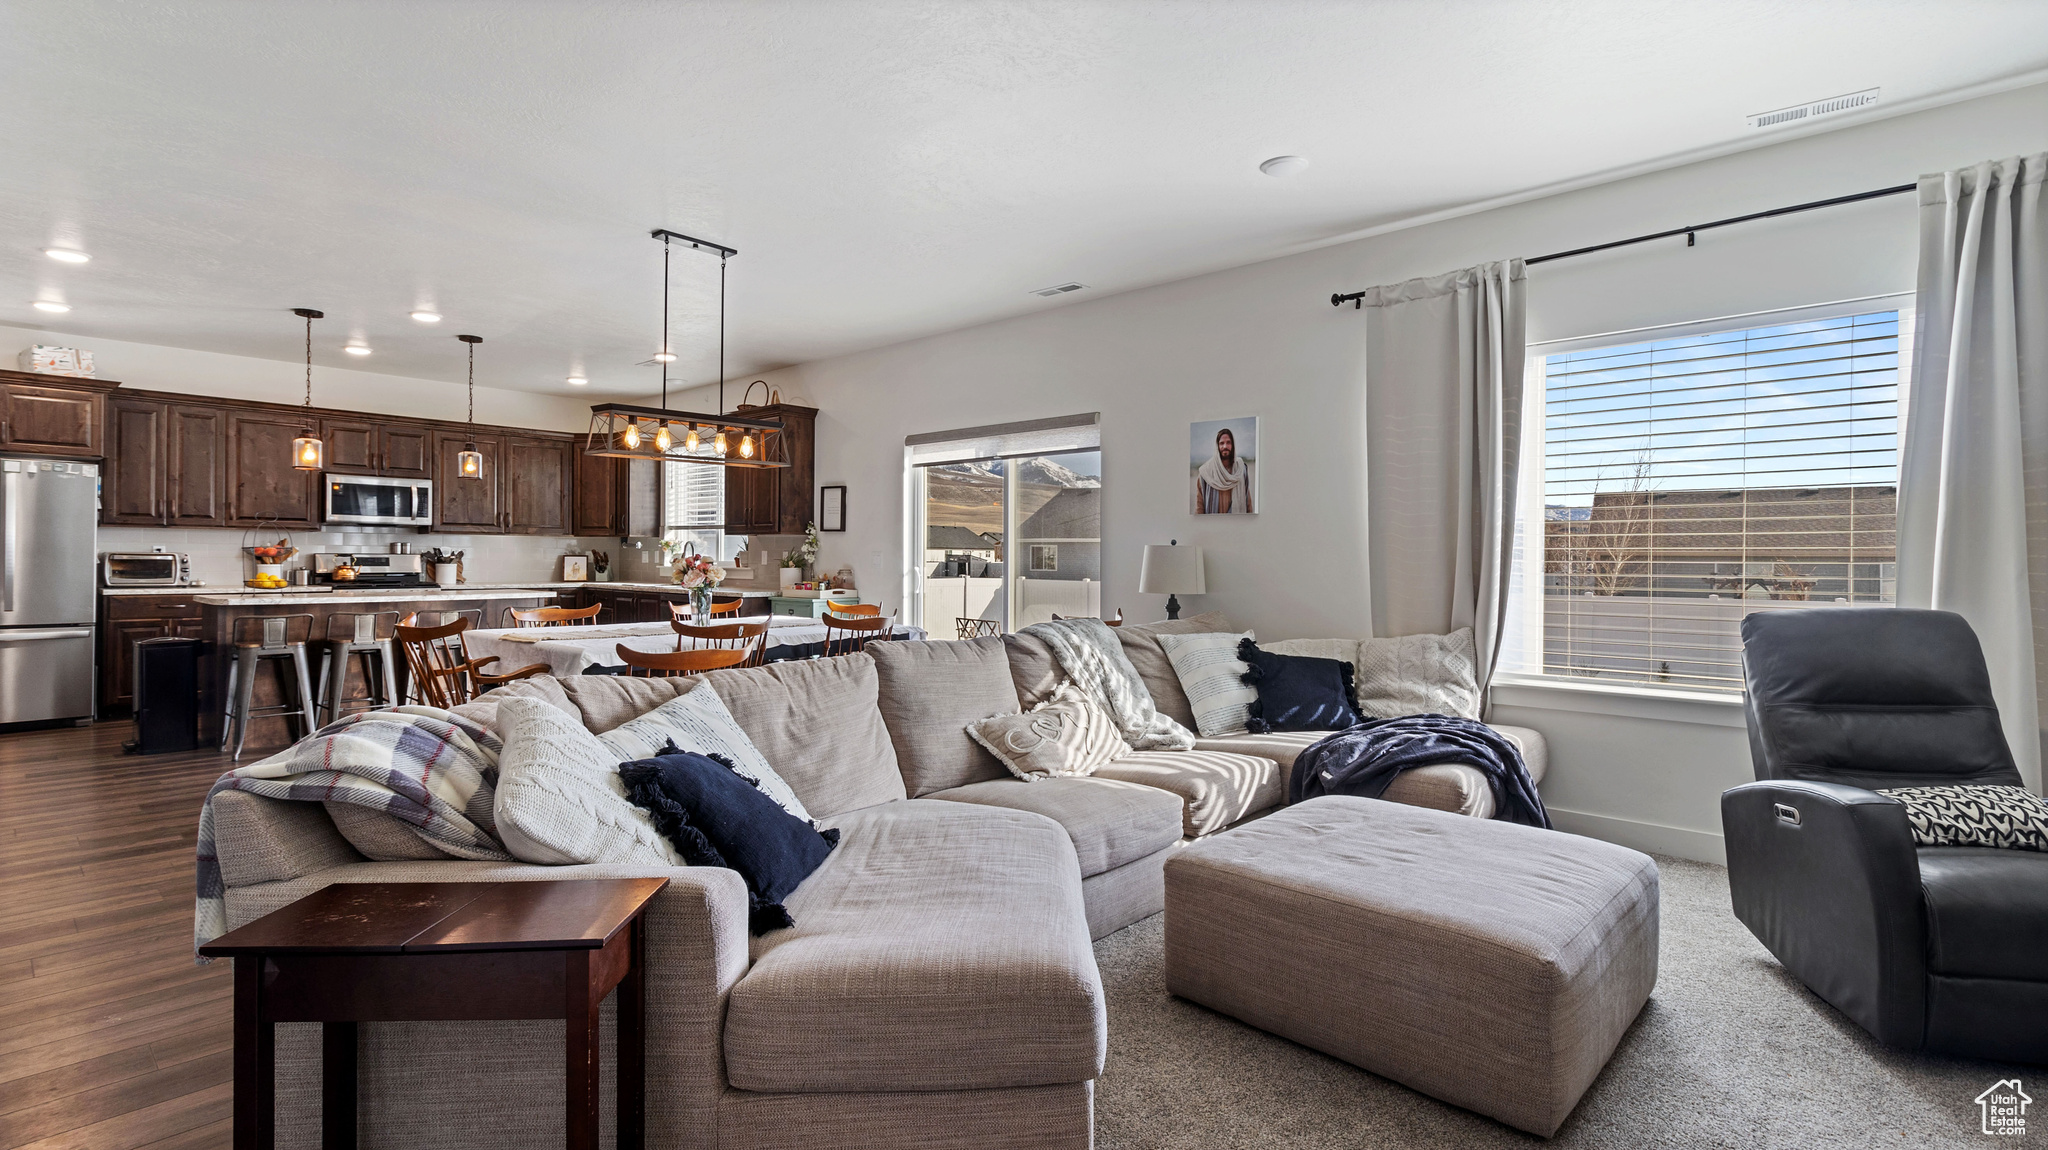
[[0, 456, 97, 725]]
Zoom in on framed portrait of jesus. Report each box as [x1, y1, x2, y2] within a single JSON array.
[[1190, 416, 1256, 515]]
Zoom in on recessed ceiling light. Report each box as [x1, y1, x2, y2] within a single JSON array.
[[410, 310, 441, 323], [344, 345, 372, 356], [32, 300, 70, 313], [652, 352, 676, 363], [1259, 155, 1309, 177], [566, 375, 589, 386], [43, 248, 89, 264]]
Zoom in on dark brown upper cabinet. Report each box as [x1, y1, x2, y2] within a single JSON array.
[[0, 371, 109, 458], [504, 436, 571, 535], [433, 430, 503, 533], [572, 450, 621, 536], [721, 403, 817, 535], [167, 404, 226, 526], [321, 417, 433, 479], [102, 396, 167, 524], [226, 411, 320, 527]]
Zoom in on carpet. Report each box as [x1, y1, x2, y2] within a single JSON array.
[[1092, 855, 2040, 1148]]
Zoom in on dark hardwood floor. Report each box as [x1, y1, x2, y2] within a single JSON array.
[[0, 723, 235, 1149]]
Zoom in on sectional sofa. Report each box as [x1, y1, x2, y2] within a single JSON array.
[[204, 614, 1547, 1148]]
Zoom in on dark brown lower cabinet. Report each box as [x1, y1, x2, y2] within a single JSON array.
[[101, 596, 205, 711]]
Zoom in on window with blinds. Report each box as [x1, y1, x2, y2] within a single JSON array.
[[1504, 301, 1906, 692], [663, 462, 738, 561]]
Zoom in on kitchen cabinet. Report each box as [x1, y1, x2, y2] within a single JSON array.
[[0, 371, 109, 458], [434, 431, 502, 532], [226, 411, 320, 527], [721, 403, 817, 534], [102, 396, 167, 524], [167, 404, 226, 526], [505, 436, 572, 535], [100, 595, 205, 711], [572, 451, 621, 536], [322, 418, 433, 478]]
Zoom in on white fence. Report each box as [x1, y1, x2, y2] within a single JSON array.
[[921, 576, 1102, 633]]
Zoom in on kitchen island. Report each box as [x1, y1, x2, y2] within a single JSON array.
[[193, 586, 559, 750]]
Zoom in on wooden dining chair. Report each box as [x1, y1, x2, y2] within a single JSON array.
[[825, 602, 881, 617], [672, 619, 771, 668], [665, 597, 745, 624], [956, 618, 1002, 639], [395, 616, 548, 707], [503, 603, 604, 628], [614, 645, 750, 678], [822, 612, 894, 658]]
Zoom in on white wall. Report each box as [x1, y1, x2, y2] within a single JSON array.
[[658, 82, 2048, 862], [2, 321, 614, 581]]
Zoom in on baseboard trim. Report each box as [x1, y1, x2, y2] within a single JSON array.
[[1547, 806, 1726, 866]]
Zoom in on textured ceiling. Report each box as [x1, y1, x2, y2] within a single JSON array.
[[1, 1, 2044, 397]]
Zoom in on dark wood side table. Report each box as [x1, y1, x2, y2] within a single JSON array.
[[199, 878, 668, 1150]]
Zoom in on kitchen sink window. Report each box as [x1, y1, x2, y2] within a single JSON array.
[[663, 460, 745, 563]]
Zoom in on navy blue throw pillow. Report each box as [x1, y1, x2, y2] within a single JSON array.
[[1238, 637, 1363, 734], [619, 745, 839, 934]]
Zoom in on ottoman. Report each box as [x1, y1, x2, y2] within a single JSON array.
[[1163, 796, 1658, 1137]]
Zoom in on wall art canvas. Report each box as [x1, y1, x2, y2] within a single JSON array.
[[1190, 416, 1256, 515]]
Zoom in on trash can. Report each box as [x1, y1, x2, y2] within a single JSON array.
[[128, 635, 201, 754]]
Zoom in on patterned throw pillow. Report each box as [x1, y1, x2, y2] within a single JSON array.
[[966, 681, 1126, 782], [597, 684, 812, 824], [1876, 785, 2048, 851], [1354, 629, 1481, 719], [1155, 630, 1258, 737]]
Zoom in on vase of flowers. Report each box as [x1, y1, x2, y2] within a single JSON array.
[[673, 550, 726, 618], [780, 522, 823, 590]]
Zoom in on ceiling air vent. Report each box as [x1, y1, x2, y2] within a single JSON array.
[[1747, 88, 1879, 130], [1031, 282, 1088, 298]]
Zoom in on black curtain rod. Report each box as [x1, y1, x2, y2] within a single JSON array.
[[1329, 181, 1918, 308]]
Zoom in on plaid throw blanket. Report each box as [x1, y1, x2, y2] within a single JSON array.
[[1022, 618, 1195, 751], [193, 707, 512, 956]]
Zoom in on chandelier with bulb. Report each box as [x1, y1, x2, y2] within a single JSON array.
[[583, 229, 787, 470]]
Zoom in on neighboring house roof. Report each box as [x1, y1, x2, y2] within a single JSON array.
[[927, 525, 1001, 551]]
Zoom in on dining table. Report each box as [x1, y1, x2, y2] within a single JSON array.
[[461, 616, 927, 677]]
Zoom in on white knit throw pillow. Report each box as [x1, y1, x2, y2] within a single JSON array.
[[596, 684, 811, 823], [493, 696, 683, 867], [1155, 630, 1258, 737], [966, 681, 1127, 782], [1354, 629, 1481, 719]]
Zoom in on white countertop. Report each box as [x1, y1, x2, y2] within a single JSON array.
[[190, 588, 561, 606], [461, 581, 778, 596]]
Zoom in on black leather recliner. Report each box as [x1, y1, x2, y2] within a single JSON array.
[[1724, 607, 2048, 1063]]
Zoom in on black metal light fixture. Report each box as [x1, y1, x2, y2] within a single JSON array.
[[583, 229, 788, 469], [289, 308, 326, 471], [457, 334, 484, 479]]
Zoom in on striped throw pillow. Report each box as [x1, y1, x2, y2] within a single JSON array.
[[1156, 630, 1258, 737]]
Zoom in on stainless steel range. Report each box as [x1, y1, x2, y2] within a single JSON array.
[[311, 553, 427, 587]]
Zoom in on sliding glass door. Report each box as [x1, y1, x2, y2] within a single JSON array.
[[921, 459, 1007, 637], [1010, 449, 1102, 628]]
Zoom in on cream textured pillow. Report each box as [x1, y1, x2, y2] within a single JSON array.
[[596, 684, 812, 823], [966, 681, 1126, 782], [1155, 630, 1258, 737], [1354, 628, 1481, 719], [493, 696, 683, 867]]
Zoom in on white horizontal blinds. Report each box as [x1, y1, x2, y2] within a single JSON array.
[[1540, 306, 1902, 691], [907, 412, 1100, 466], [663, 460, 724, 527]]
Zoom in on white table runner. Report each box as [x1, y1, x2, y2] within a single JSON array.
[[463, 616, 924, 677]]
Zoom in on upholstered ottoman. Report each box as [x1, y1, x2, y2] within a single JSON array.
[[1163, 796, 1658, 1137]]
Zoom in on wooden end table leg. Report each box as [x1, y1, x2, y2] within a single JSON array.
[[618, 917, 646, 1150], [322, 1021, 358, 1149], [565, 950, 600, 1150], [233, 958, 275, 1150]]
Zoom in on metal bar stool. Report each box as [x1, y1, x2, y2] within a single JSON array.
[[221, 614, 317, 761], [315, 611, 400, 727]]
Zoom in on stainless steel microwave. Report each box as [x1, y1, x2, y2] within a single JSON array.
[[324, 474, 433, 527]]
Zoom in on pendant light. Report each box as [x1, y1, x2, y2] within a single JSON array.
[[457, 334, 484, 479], [289, 308, 325, 470]]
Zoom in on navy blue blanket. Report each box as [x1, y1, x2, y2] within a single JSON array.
[[1289, 713, 1551, 828]]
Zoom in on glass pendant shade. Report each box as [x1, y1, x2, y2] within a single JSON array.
[[458, 443, 483, 478], [292, 431, 323, 471], [738, 433, 755, 459]]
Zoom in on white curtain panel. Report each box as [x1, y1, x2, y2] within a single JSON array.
[[1359, 260, 1526, 691], [1898, 153, 2048, 789]]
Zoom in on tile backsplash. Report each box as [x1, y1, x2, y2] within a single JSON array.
[[97, 526, 626, 586]]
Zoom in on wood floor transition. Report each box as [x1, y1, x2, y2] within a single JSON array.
[[0, 723, 236, 1150]]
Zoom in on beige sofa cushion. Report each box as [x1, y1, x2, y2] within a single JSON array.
[[867, 637, 1019, 797], [324, 802, 455, 861], [1115, 612, 1236, 730], [724, 799, 1105, 1093], [925, 776, 1184, 877], [214, 790, 364, 888], [1003, 630, 1066, 708], [702, 654, 907, 820], [1094, 748, 1283, 837]]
